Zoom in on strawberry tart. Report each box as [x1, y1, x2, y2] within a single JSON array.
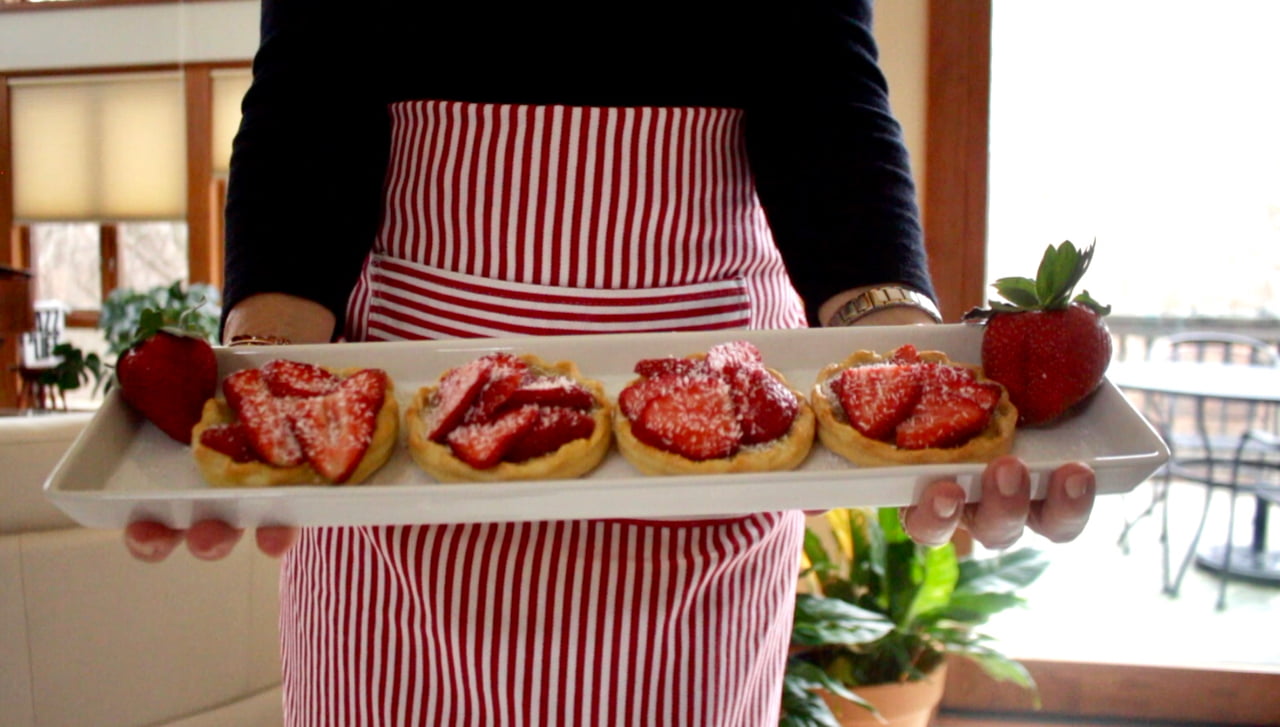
[[405, 353, 613, 482], [192, 359, 400, 486], [613, 340, 815, 475], [811, 344, 1016, 466]]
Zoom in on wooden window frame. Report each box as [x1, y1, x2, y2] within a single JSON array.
[[924, 0, 992, 321]]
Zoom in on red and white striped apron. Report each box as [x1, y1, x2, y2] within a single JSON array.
[[281, 102, 808, 726]]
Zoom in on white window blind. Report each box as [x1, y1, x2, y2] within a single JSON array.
[[10, 72, 186, 222], [210, 67, 251, 176]]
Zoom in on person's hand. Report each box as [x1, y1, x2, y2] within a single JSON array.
[[125, 520, 299, 562], [123, 293, 328, 564], [901, 454, 1095, 548]]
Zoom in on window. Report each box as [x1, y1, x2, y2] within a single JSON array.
[[987, 0, 1280, 320], [29, 223, 100, 308]]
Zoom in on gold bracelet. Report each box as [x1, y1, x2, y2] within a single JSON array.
[[227, 334, 293, 347]]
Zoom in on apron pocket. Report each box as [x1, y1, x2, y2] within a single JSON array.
[[360, 254, 752, 340]]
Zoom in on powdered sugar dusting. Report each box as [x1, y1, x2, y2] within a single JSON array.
[[224, 369, 304, 466], [621, 340, 798, 458], [834, 359, 999, 448]]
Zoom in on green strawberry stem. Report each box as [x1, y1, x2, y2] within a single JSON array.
[[129, 301, 214, 348], [967, 240, 1111, 320]]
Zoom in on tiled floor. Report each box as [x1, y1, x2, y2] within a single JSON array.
[[980, 475, 1280, 670]]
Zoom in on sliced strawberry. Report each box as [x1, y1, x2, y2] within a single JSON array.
[[729, 366, 799, 445], [895, 365, 1001, 450], [481, 352, 529, 372], [423, 357, 495, 441], [890, 344, 921, 364], [503, 375, 597, 411], [895, 397, 993, 450], [634, 356, 706, 379], [260, 359, 340, 398], [705, 340, 764, 377], [465, 363, 528, 424], [503, 406, 596, 463], [223, 369, 305, 466], [340, 368, 390, 409], [198, 422, 260, 463], [618, 372, 690, 421], [833, 364, 923, 442], [447, 406, 539, 469], [287, 370, 386, 482], [631, 377, 741, 461], [918, 364, 993, 404]]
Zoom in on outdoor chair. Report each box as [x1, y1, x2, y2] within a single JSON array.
[[1117, 331, 1279, 609]]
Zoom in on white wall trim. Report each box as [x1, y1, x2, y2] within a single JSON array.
[[0, 0, 258, 72]]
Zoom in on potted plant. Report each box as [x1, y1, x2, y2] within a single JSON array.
[[23, 282, 219, 409], [99, 281, 220, 356], [781, 507, 1048, 727]]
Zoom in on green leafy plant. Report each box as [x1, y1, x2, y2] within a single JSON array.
[[99, 281, 221, 356], [781, 508, 1048, 726], [25, 282, 220, 406], [36, 342, 106, 397]]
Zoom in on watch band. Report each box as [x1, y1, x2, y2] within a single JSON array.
[[226, 334, 293, 347], [826, 285, 943, 327]]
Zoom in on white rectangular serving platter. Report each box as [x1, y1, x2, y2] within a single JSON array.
[[44, 324, 1169, 529]]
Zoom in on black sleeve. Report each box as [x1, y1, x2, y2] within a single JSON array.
[[743, 0, 935, 326], [222, 0, 391, 338]]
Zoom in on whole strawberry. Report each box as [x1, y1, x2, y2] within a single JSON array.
[[966, 241, 1112, 426], [116, 308, 218, 444]]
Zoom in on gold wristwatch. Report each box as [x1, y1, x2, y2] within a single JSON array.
[[826, 285, 943, 326]]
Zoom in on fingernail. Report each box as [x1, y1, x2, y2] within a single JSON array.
[[126, 538, 162, 561], [194, 542, 233, 561], [933, 492, 961, 519], [997, 463, 1023, 497], [1065, 473, 1089, 499]]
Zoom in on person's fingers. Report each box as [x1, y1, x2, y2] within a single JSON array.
[[124, 521, 183, 563], [962, 455, 1031, 550], [1028, 462, 1096, 543], [185, 519, 245, 561], [255, 526, 300, 558], [901, 479, 966, 546]]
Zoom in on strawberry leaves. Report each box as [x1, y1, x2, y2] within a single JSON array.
[[127, 304, 213, 350], [972, 240, 1111, 318]]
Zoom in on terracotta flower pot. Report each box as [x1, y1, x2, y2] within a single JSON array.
[[819, 663, 948, 727]]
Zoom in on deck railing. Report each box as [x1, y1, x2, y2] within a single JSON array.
[[1108, 315, 1280, 362]]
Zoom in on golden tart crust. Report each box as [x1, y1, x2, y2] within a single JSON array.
[[405, 355, 612, 483], [192, 366, 400, 487], [613, 361, 815, 476], [812, 348, 1016, 467]]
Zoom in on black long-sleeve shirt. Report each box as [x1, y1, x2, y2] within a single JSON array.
[[224, 0, 933, 332]]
